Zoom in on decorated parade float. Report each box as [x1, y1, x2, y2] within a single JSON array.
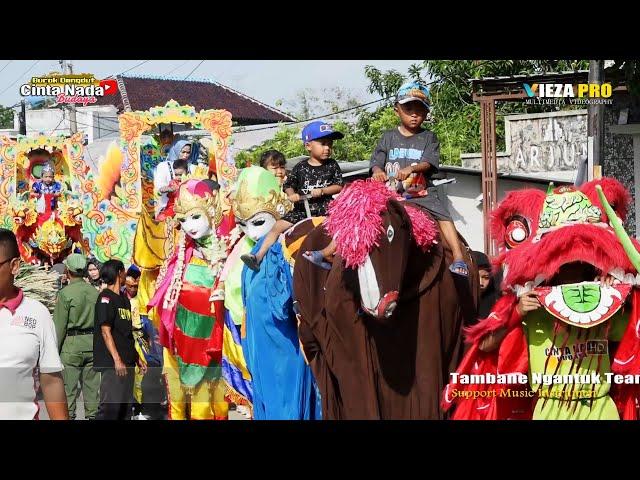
[[0, 133, 89, 264]]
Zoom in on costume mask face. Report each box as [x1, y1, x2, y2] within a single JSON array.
[[237, 211, 276, 242], [178, 208, 212, 240], [173, 179, 221, 240], [231, 166, 293, 243]]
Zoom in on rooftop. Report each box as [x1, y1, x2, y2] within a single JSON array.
[[93, 75, 296, 125]]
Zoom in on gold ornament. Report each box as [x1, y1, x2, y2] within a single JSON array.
[[173, 184, 223, 226], [232, 178, 293, 222]]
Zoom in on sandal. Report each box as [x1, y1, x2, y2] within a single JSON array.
[[241, 254, 261, 272], [449, 259, 469, 277], [302, 250, 332, 270]]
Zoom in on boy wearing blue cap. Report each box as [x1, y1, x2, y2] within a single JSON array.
[[241, 121, 344, 271]]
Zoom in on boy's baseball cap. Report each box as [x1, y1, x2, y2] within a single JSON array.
[[301, 121, 344, 143], [64, 253, 87, 274], [396, 81, 431, 108]]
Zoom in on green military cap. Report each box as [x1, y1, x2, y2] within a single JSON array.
[[64, 253, 87, 275]]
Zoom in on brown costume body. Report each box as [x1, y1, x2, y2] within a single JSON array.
[[292, 201, 478, 419]]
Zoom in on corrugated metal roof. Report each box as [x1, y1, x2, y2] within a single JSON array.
[[470, 70, 590, 83]]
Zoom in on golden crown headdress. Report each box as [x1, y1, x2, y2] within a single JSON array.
[[173, 182, 223, 226], [232, 177, 293, 222]]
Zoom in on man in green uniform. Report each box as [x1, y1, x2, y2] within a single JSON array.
[[53, 254, 100, 420]]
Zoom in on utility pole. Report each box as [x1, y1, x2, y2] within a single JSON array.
[[19, 100, 26, 135], [587, 60, 604, 179], [60, 60, 78, 134]]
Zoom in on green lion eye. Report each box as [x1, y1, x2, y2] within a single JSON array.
[[177, 217, 185, 223]]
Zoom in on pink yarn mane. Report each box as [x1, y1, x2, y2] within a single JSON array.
[[325, 180, 439, 268]]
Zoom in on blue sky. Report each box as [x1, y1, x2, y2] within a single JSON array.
[[0, 60, 421, 110]]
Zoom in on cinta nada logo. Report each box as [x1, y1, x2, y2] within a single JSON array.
[[20, 73, 117, 106], [523, 82, 614, 105]]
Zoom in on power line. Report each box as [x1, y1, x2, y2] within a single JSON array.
[[0, 102, 22, 112], [165, 60, 191, 76], [103, 60, 151, 80], [79, 94, 388, 135], [184, 60, 205, 80], [0, 60, 41, 96], [120, 60, 151, 76], [231, 76, 448, 135], [49, 110, 66, 136], [0, 61, 12, 75], [15, 73, 447, 142], [233, 96, 390, 134], [73, 118, 120, 135], [74, 94, 386, 137], [20, 113, 120, 137], [69, 94, 386, 137]]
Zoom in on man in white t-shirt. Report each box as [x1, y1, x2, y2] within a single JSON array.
[[0, 229, 68, 420]]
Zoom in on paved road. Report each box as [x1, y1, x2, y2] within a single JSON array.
[[38, 393, 248, 420]]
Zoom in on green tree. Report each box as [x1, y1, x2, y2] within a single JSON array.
[[610, 60, 640, 98], [234, 108, 402, 167], [0, 105, 14, 129], [235, 126, 306, 168], [236, 87, 375, 166], [365, 60, 590, 166], [237, 60, 593, 168]]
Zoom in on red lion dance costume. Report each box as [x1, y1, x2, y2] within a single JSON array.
[[443, 178, 640, 420]]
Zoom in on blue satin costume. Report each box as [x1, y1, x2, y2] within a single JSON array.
[[241, 236, 321, 420]]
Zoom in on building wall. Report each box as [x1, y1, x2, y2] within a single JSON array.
[[602, 92, 636, 235], [25, 109, 66, 137], [317, 162, 559, 254], [440, 171, 551, 252], [23, 105, 118, 143], [462, 110, 588, 174]]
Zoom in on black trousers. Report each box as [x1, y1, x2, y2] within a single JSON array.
[[141, 366, 167, 420], [96, 368, 135, 420]]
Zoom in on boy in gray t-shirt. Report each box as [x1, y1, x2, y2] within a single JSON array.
[[303, 81, 469, 277], [369, 128, 451, 219]]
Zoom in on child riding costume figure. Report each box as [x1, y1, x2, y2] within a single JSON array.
[[443, 178, 640, 420], [148, 179, 229, 420]]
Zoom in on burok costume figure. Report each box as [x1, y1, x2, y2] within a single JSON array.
[[444, 179, 640, 420], [148, 179, 229, 420]]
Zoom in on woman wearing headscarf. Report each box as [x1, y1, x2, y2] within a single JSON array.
[[86, 258, 103, 289], [166, 140, 192, 163]]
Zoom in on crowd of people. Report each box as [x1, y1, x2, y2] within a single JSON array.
[[0, 81, 505, 420]]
